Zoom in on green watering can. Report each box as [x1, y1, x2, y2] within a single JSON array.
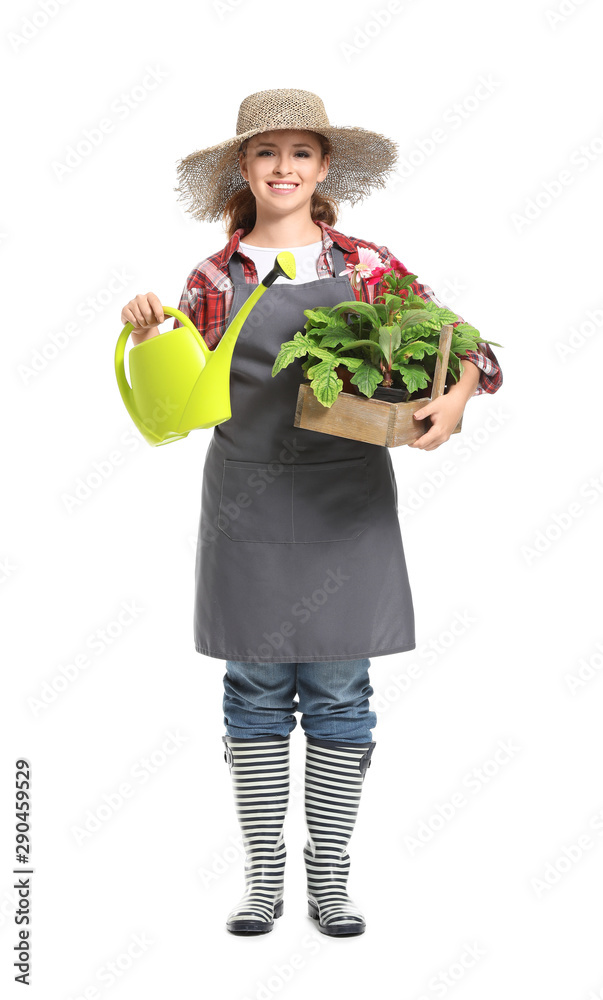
[[115, 251, 296, 446]]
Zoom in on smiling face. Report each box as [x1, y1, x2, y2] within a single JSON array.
[[238, 129, 330, 217]]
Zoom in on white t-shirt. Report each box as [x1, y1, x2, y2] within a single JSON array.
[[238, 240, 322, 285]]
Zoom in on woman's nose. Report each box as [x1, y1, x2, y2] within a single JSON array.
[[274, 156, 296, 172]]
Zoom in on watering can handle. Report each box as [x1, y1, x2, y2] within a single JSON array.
[[114, 306, 211, 392]]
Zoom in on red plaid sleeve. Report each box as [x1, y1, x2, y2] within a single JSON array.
[[411, 277, 502, 396], [172, 269, 204, 335], [172, 261, 241, 351]]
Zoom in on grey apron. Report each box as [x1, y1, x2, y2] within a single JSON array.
[[193, 244, 415, 663]]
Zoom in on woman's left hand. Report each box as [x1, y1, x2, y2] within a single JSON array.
[[407, 392, 467, 451]]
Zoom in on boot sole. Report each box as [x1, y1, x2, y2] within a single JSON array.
[[226, 897, 284, 935], [307, 899, 366, 936]]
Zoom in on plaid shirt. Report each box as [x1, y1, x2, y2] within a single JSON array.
[[173, 219, 502, 396]]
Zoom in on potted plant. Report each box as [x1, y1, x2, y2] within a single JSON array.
[[271, 253, 503, 447]]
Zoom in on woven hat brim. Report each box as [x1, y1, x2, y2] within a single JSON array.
[[173, 124, 399, 223]]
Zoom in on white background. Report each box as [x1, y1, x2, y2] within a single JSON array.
[[2, 0, 603, 996]]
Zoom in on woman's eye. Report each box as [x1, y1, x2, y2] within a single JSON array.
[[257, 150, 310, 157]]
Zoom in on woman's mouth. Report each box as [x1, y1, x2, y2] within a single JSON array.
[[267, 182, 300, 195]]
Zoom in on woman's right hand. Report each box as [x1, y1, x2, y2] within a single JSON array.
[[121, 293, 165, 346]]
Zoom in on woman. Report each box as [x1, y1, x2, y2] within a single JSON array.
[[120, 88, 502, 938]]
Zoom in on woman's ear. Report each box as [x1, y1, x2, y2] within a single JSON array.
[[319, 153, 330, 182], [238, 151, 248, 182]]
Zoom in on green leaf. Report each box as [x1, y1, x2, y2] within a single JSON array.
[[398, 310, 436, 332], [378, 324, 401, 361], [349, 362, 384, 398], [328, 300, 381, 324], [384, 272, 417, 292], [403, 291, 429, 308], [306, 361, 343, 407], [302, 307, 337, 328], [319, 331, 361, 350], [305, 327, 334, 346], [453, 323, 504, 348], [271, 331, 310, 376], [372, 303, 389, 324], [395, 363, 431, 394], [397, 340, 442, 361], [336, 356, 364, 372], [453, 322, 479, 338], [446, 351, 461, 382], [399, 319, 441, 340], [381, 293, 404, 310], [304, 343, 339, 363], [337, 338, 387, 357], [451, 335, 483, 354], [422, 300, 461, 325], [435, 309, 461, 325]]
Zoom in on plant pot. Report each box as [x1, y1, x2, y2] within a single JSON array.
[[334, 365, 361, 396], [334, 368, 411, 404], [371, 384, 411, 403], [293, 325, 463, 448]]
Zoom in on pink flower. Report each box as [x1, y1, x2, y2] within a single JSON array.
[[339, 247, 385, 290]]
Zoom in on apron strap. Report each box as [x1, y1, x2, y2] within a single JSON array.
[[228, 242, 351, 286], [228, 251, 247, 286], [330, 244, 348, 278]]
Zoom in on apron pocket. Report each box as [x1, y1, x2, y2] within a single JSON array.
[[292, 456, 369, 543], [218, 459, 294, 542]]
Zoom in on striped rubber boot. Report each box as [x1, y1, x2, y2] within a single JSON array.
[[303, 735, 376, 936], [222, 734, 290, 934]]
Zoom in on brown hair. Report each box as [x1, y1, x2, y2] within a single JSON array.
[[222, 131, 338, 239]]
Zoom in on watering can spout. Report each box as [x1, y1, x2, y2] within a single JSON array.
[[114, 252, 296, 446], [214, 250, 296, 370]]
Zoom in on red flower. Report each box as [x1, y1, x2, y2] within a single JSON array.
[[365, 256, 413, 287], [365, 265, 389, 287], [389, 256, 412, 277]]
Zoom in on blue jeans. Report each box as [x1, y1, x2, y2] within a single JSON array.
[[223, 659, 377, 744]]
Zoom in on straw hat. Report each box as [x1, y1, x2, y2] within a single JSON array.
[[173, 88, 400, 223]]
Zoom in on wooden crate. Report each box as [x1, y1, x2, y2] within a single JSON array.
[[293, 325, 462, 447]]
